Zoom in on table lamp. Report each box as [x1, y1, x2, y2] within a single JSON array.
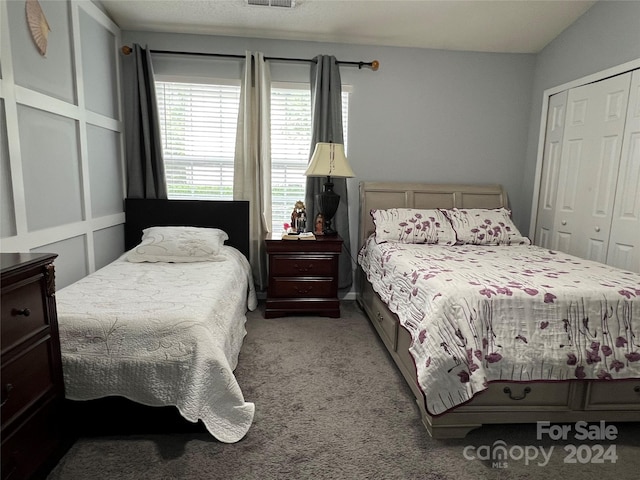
[[304, 142, 355, 235]]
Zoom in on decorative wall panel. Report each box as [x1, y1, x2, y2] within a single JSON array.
[[18, 105, 83, 231], [87, 124, 123, 217]]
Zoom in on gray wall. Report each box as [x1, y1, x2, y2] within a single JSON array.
[[521, 0, 640, 233], [0, 0, 125, 288]]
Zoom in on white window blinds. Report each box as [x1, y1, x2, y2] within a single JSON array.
[[156, 81, 240, 199], [156, 80, 349, 233]]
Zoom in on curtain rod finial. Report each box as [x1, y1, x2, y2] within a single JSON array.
[[121, 45, 132, 55], [371, 60, 379, 71]]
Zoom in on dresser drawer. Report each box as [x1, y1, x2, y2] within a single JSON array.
[[585, 380, 640, 409], [461, 381, 573, 408], [370, 290, 398, 351], [270, 255, 335, 276], [1, 253, 68, 480], [269, 278, 336, 298], [1, 338, 56, 430], [1, 277, 49, 352], [1, 395, 66, 480]]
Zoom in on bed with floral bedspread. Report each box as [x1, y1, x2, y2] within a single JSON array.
[[356, 182, 640, 438], [359, 236, 640, 416]]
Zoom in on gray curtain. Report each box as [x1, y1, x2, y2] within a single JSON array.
[[124, 44, 167, 199], [305, 55, 352, 289]]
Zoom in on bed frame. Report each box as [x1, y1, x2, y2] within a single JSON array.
[[356, 182, 640, 438], [67, 198, 250, 436], [125, 198, 250, 258]]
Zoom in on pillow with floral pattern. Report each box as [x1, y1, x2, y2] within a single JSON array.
[[443, 208, 531, 245], [371, 208, 457, 245]]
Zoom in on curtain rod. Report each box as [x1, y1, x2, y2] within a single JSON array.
[[120, 45, 379, 71]]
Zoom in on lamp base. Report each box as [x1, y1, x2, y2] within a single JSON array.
[[315, 177, 340, 237]]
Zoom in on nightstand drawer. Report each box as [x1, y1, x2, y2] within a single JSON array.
[[1, 277, 48, 352], [270, 255, 335, 276], [269, 278, 336, 298], [1, 338, 56, 430]]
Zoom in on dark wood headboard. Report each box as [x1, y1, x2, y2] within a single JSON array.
[[124, 199, 250, 259]]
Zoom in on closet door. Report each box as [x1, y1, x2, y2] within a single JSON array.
[[551, 72, 631, 262], [535, 91, 567, 249], [607, 70, 640, 272]]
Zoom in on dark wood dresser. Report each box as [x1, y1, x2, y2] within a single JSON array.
[[1, 253, 70, 480], [265, 233, 343, 318]]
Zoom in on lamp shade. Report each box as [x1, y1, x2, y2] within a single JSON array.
[[304, 143, 355, 178]]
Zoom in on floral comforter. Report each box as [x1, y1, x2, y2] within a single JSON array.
[[358, 236, 640, 416], [56, 246, 257, 443]]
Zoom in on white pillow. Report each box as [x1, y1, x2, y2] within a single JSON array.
[[371, 208, 457, 245], [443, 208, 531, 245], [127, 226, 229, 263]]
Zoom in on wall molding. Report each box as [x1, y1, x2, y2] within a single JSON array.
[[1, 0, 125, 288]]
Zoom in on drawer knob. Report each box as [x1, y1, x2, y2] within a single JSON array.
[[634, 386, 640, 394], [1, 383, 13, 407], [293, 263, 313, 273], [503, 386, 531, 401], [11, 307, 31, 317], [293, 285, 313, 295], [376, 311, 384, 322]]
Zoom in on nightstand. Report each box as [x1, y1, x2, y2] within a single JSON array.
[[264, 233, 343, 318]]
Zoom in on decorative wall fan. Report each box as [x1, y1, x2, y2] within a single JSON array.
[[26, 0, 51, 56]]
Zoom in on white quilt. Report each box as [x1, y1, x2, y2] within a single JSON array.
[[359, 236, 640, 416], [56, 246, 258, 443]]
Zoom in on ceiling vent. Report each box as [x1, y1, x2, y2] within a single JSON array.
[[247, 0, 296, 8]]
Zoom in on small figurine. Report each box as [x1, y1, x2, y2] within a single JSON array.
[[314, 213, 325, 235], [291, 200, 306, 233]]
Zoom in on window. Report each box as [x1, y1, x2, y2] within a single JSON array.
[[156, 80, 241, 199], [156, 79, 349, 233], [270, 84, 349, 233]]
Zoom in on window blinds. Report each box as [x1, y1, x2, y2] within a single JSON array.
[[156, 80, 348, 233]]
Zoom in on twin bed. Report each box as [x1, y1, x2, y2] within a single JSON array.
[[56, 199, 256, 443], [357, 182, 640, 438]]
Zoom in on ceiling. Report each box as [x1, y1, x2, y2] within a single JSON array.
[[100, 0, 598, 54]]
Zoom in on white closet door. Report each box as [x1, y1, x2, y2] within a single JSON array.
[[607, 70, 640, 272], [552, 72, 631, 261], [535, 91, 567, 248]]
